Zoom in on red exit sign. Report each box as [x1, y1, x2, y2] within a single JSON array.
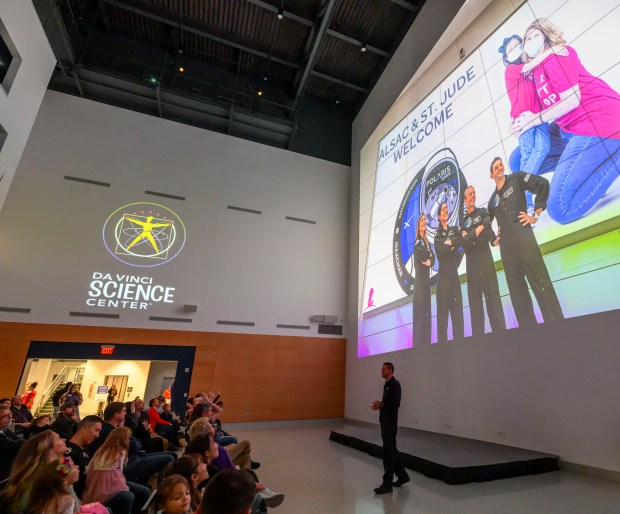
[[100, 345, 115, 355]]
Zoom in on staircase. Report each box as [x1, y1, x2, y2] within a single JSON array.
[[35, 365, 85, 417]]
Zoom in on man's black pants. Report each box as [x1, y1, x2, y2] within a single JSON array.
[[381, 421, 406, 486]]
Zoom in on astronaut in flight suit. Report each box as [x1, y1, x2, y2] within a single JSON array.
[[487, 158, 563, 327]]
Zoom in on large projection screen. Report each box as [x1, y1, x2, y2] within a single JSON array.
[[358, 0, 620, 357]]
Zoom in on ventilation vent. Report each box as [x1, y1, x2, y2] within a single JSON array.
[[285, 216, 316, 225], [318, 323, 343, 335], [217, 320, 255, 327], [227, 205, 262, 215], [149, 316, 192, 323], [0, 306, 30, 313], [70, 311, 119, 319], [276, 324, 310, 330], [145, 190, 186, 201], [64, 176, 110, 187]]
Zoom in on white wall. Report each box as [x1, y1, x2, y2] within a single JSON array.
[[19, 358, 52, 411], [0, 90, 350, 337], [0, 1, 55, 212], [347, 0, 620, 472], [80, 359, 151, 415], [143, 361, 177, 404]]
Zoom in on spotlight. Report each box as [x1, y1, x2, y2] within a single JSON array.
[[178, 66, 185, 73], [335, 97, 340, 104], [360, 43, 367, 53], [148, 75, 159, 85], [263, 75, 269, 81], [257, 88, 263, 97], [277, 8, 284, 20]]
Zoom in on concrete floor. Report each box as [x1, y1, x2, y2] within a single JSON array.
[[229, 421, 620, 514]]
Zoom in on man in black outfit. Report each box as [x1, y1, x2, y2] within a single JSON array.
[[371, 362, 409, 494], [51, 401, 78, 440], [487, 157, 563, 327], [461, 185, 506, 336], [0, 404, 25, 480]]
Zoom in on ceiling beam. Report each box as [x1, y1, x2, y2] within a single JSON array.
[[310, 70, 368, 93], [245, 0, 391, 58], [291, 0, 340, 114], [389, 0, 419, 12], [101, 0, 300, 69], [325, 29, 390, 57]]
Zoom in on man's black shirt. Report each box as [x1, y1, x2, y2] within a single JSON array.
[[379, 376, 401, 425]]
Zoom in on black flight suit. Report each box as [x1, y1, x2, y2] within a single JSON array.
[[379, 376, 407, 487], [413, 238, 435, 345], [461, 207, 506, 336], [487, 172, 564, 327], [434, 224, 464, 342]]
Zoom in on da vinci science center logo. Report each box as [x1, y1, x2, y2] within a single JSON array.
[[102, 202, 186, 267]]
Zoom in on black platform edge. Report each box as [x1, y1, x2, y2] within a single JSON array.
[[329, 430, 559, 485]]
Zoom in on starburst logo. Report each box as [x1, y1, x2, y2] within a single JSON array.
[[102, 202, 186, 267]]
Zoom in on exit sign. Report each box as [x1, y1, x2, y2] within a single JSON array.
[[100, 345, 115, 355]]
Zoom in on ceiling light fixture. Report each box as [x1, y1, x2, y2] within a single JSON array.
[[277, 8, 284, 20], [360, 43, 367, 53], [257, 88, 263, 97]]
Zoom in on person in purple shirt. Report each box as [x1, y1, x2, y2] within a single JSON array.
[[511, 18, 620, 225]]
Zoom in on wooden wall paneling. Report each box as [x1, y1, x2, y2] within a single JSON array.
[[0, 322, 346, 421]]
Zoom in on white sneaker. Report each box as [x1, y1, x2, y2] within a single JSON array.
[[259, 488, 285, 508]]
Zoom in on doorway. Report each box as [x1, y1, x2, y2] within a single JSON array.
[[19, 341, 195, 415]]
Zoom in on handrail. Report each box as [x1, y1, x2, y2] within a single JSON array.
[[38, 365, 69, 412], [36, 365, 86, 416]]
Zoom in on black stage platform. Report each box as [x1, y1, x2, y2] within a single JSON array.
[[330, 422, 559, 485]]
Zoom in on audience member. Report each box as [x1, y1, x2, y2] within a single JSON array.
[[188, 417, 256, 471], [198, 468, 256, 514], [91, 402, 176, 488], [22, 382, 38, 410], [152, 474, 192, 514], [52, 382, 73, 419], [25, 456, 83, 514], [83, 426, 149, 514], [51, 401, 79, 440], [60, 384, 84, 420], [28, 414, 52, 437], [66, 415, 104, 498], [1, 430, 69, 512], [10, 395, 33, 436], [0, 404, 25, 480], [168, 454, 209, 511], [147, 398, 180, 449], [124, 398, 165, 453]]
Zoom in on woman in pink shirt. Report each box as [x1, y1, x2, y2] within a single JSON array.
[[501, 34, 550, 216], [511, 18, 620, 224]]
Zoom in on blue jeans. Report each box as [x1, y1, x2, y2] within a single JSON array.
[[124, 453, 175, 485], [520, 124, 550, 212], [547, 132, 620, 224], [216, 435, 238, 445]]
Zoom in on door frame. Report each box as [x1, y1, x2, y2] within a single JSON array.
[[21, 341, 195, 415]]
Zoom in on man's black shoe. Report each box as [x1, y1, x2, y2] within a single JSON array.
[[373, 485, 393, 494], [393, 475, 410, 487], [251, 460, 261, 470]]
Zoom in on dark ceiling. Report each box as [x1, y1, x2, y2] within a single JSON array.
[[34, 0, 427, 165]]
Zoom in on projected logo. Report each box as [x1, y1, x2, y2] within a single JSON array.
[[393, 148, 467, 294], [102, 202, 186, 267]]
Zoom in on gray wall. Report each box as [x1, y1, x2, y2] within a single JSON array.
[[143, 361, 177, 404], [346, 0, 620, 472], [0, 90, 350, 337], [0, 0, 55, 212]]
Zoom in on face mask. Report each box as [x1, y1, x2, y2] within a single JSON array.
[[524, 38, 544, 58], [506, 46, 522, 64]]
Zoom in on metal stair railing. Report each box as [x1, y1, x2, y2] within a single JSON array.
[[36, 365, 86, 416]]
